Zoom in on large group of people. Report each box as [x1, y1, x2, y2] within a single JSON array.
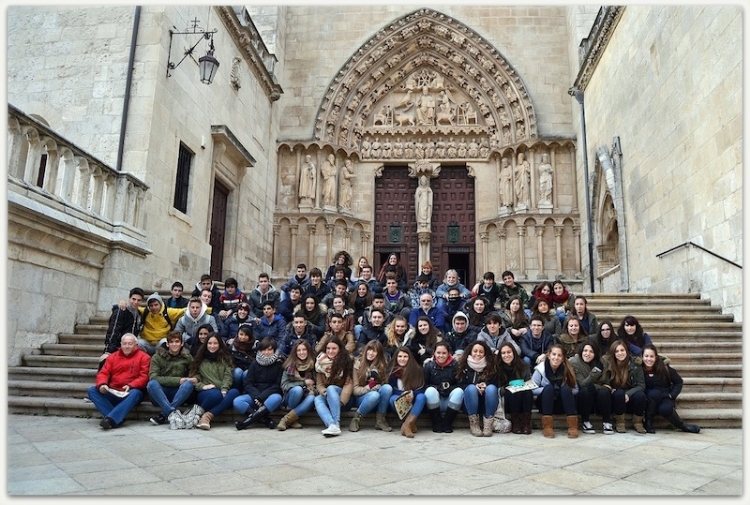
[[91, 251, 699, 438]]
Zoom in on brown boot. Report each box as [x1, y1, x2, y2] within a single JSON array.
[[468, 414, 482, 436], [521, 412, 532, 435], [196, 411, 214, 430], [510, 413, 522, 434], [614, 414, 626, 433], [632, 415, 647, 434], [542, 415, 555, 438], [410, 413, 419, 434], [482, 416, 494, 437], [276, 411, 299, 431], [375, 412, 393, 432], [566, 415, 579, 438], [401, 414, 417, 438]]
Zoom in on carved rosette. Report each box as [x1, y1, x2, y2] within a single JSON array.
[[314, 8, 537, 161]]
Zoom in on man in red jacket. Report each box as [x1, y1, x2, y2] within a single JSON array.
[[87, 333, 151, 429]]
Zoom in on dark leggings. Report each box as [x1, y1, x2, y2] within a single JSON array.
[[576, 384, 613, 423], [611, 388, 646, 416], [536, 383, 576, 415], [646, 389, 677, 418], [503, 389, 533, 414]]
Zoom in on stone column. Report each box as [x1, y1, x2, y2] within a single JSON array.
[[289, 224, 298, 275], [344, 228, 351, 253], [272, 224, 281, 272], [554, 225, 564, 276], [361, 233, 370, 261], [517, 226, 527, 278], [480, 232, 489, 274], [417, 231, 431, 268], [572, 225, 582, 275], [498, 229, 507, 273], [570, 146, 579, 213], [536, 225, 545, 279], [325, 224, 334, 262], [307, 224, 317, 268], [75, 157, 92, 210], [529, 148, 537, 210]]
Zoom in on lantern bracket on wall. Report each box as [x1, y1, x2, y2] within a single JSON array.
[[166, 17, 220, 84]]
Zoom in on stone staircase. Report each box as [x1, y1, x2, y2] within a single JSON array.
[[8, 293, 742, 429]]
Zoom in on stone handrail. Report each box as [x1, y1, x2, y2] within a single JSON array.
[[7, 103, 150, 253]]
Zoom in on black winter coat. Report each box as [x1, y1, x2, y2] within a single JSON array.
[[423, 358, 461, 398], [243, 357, 283, 402]]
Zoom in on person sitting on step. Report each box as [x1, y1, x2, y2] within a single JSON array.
[[146, 330, 196, 427], [234, 337, 284, 430]]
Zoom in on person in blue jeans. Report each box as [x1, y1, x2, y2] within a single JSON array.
[[277, 340, 317, 430], [88, 333, 150, 429], [188, 333, 241, 430], [387, 347, 426, 438], [423, 341, 464, 433], [146, 331, 196, 426], [234, 337, 284, 430], [348, 340, 394, 432], [314, 337, 354, 437], [456, 340, 499, 437]]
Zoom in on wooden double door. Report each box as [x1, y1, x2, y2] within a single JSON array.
[[374, 166, 475, 287]]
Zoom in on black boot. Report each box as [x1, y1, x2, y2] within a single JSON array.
[[442, 407, 460, 434], [665, 411, 700, 433], [235, 406, 269, 430], [428, 407, 444, 433], [259, 414, 276, 429], [644, 399, 657, 434]]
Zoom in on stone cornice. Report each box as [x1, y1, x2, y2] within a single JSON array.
[[215, 6, 283, 102], [572, 6, 625, 92]]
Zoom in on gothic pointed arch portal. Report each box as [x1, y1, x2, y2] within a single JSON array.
[[315, 8, 538, 157]]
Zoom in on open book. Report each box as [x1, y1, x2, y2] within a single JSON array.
[[505, 380, 538, 394], [107, 388, 130, 398], [393, 391, 414, 420]]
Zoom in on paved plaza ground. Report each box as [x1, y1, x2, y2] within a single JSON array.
[[3, 413, 745, 498]]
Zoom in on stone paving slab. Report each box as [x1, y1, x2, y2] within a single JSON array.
[[3, 414, 745, 497]]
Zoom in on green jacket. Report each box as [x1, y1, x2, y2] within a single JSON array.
[[148, 346, 193, 388], [192, 358, 233, 392]]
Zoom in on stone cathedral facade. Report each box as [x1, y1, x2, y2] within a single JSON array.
[[6, 5, 742, 365]]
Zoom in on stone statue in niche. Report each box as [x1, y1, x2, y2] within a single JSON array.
[[360, 137, 371, 159], [371, 138, 382, 158], [321, 154, 338, 208], [393, 137, 403, 159], [447, 137, 457, 158], [457, 138, 468, 158], [514, 152, 531, 208], [416, 86, 436, 126], [538, 152, 554, 205], [479, 138, 489, 158], [415, 175, 433, 232], [338, 159, 355, 212], [468, 139, 479, 158], [298, 155, 317, 206], [381, 138, 392, 159], [499, 157, 513, 208]]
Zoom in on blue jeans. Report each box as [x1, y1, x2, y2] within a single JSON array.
[[463, 384, 499, 416], [197, 388, 240, 416], [233, 393, 283, 415], [232, 368, 248, 390], [424, 387, 464, 412], [389, 391, 426, 417], [87, 386, 145, 426], [283, 386, 316, 416], [146, 380, 195, 416], [314, 385, 344, 427], [355, 384, 393, 415], [137, 338, 166, 356]]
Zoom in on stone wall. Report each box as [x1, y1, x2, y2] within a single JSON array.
[[581, 6, 743, 320]]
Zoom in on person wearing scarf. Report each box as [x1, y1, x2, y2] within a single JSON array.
[[277, 340, 317, 430], [498, 342, 534, 435], [188, 333, 240, 430], [531, 343, 579, 438], [551, 280, 574, 324], [234, 337, 284, 430], [313, 337, 353, 437], [456, 340, 499, 437], [423, 341, 463, 433], [387, 347, 426, 438]]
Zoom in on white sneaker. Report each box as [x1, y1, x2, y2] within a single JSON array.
[[321, 423, 341, 436], [603, 422, 615, 435], [582, 421, 595, 434]]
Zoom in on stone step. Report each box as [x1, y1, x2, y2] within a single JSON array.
[[8, 366, 96, 382], [672, 363, 742, 378], [648, 352, 741, 365], [36, 343, 103, 357], [22, 355, 100, 368], [656, 341, 741, 353], [74, 324, 110, 334], [58, 334, 105, 345], [580, 293, 702, 300], [7, 396, 741, 429], [681, 377, 742, 393]]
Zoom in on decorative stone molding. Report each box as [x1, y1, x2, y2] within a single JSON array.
[[217, 6, 283, 102], [314, 8, 538, 157], [572, 6, 625, 92]]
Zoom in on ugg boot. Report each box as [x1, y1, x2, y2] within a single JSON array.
[[375, 412, 392, 432], [468, 414, 483, 437], [482, 416, 494, 437], [235, 406, 269, 430], [632, 415, 647, 434], [442, 407, 459, 433], [510, 413, 522, 434], [614, 414, 626, 433], [521, 412, 532, 435], [196, 411, 214, 430], [566, 415, 579, 438], [665, 411, 700, 433], [401, 414, 418, 438], [276, 411, 299, 431], [542, 415, 555, 438], [349, 412, 363, 432], [410, 413, 419, 433], [427, 407, 443, 433]]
